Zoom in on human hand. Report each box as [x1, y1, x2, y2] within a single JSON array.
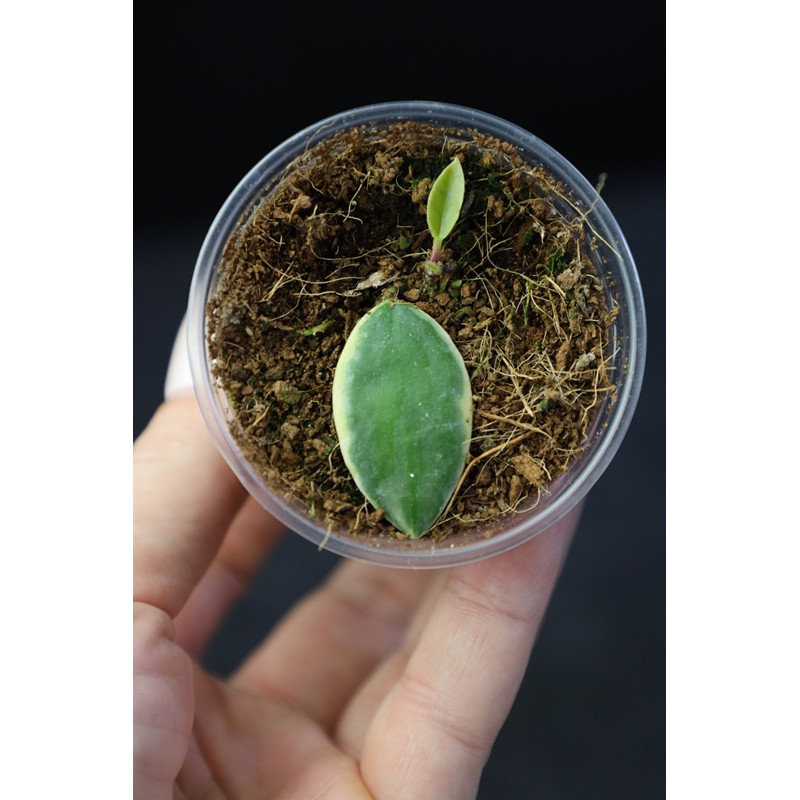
[[133, 394, 580, 799]]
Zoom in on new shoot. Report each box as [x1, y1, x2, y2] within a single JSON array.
[[424, 158, 465, 276]]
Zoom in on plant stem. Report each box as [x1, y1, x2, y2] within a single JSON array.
[[425, 238, 443, 277]]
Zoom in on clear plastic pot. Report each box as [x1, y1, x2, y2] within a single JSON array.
[[187, 101, 646, 568]]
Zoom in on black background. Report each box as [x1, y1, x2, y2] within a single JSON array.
[[135, 3, 664, 797]]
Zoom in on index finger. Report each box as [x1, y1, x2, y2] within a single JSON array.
[[133, 394, 248, 618]]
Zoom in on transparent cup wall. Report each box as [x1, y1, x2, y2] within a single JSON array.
[[188, 101, 646, 568]]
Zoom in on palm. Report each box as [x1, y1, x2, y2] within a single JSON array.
[[174, 661, 367, 798], [134, 396, 577, 799]]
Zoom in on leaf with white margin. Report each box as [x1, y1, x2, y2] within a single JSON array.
[[332, 300, 472, 538]]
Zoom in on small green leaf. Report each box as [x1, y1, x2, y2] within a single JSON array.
[[427, 158, 465, 245], [332, 300, 472, 538]]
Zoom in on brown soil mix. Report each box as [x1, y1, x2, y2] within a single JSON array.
[[206, 121, 617, 542]]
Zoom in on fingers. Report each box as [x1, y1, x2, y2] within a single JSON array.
[[335, 571, 448, 756], [173, 496, 286, 657], [134, 394, 249, 618], [358, 507, 581, 800], [133, 602, 194, 800], [164, 315, 192, 400], [230, 559, 438, 732]]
